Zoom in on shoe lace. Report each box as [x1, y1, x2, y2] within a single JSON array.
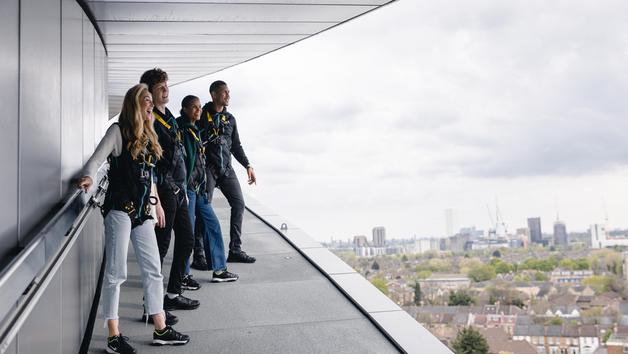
[[112, 334, 132, 349]]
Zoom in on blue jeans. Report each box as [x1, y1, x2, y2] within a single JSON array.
[[103, 210, 164, 319], [185, 189, 227, 273]]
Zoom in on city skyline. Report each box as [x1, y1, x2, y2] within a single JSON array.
[[168, 1, 628, 242], [329, 211, 620, 243]]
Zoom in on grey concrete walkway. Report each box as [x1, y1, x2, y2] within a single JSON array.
[[88, 195, 399, 353]]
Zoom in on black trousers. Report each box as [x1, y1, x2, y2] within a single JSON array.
[[154, 187, 194, 295], [206, 166, 245, 252]]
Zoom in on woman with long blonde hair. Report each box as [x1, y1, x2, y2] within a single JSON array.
[[78, 83, 189, 353]]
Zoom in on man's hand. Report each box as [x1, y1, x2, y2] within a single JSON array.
[[156, 203, 166, 228], [247, 167, 256, 185], [77, 176, 93, 192]]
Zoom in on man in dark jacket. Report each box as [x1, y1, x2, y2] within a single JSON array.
[[198, 80, 256, 263], [140, 68, 200, 310]]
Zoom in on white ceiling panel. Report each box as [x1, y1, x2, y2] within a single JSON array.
[[79, 0, 395, 116]]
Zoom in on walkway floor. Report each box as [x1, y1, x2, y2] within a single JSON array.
[[87, 194, 399, 353]]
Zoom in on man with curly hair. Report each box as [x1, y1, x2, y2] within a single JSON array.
[[140, 68, 200, 312]]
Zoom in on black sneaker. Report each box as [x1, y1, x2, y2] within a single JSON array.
[[227, 250, 256, 263], [163, 294, 200, 310], [181, 274, 201, 290], [152, 326, 190, 346], [141, 310, 178, 326], [107, 334, 136, 354], [191, 258, 209, 271], [211, 270, 239, 283]]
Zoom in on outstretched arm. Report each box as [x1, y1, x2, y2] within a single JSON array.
[[77, 124, 122, 192]]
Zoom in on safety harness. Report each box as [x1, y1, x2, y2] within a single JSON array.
[[102, 123, 157, 228]]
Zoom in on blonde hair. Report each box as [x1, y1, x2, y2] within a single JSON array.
[[118, 83, 163, 160]]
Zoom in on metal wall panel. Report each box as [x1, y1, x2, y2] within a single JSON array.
[[61, 0, 84, 195], [0, 0, 19, 262], [79, 212, 104, 332], [95, 41, 106, 140], [61, 0, 86, 331], [82, 20, 95, 163], [61, 241, 81, 354], [19, 0, 62, 242], [18, 271, 62, 354], [5, 337, 17, 354]]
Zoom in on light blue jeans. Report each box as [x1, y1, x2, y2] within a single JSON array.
[[102, 210, 164, 320], [185, 189, 227, 273]]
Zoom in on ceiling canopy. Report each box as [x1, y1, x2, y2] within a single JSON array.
[[79, 0, 395, 116]]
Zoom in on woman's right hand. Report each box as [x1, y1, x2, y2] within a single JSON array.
[[77, 176, 93, 192], [155, 203, 166, 228]]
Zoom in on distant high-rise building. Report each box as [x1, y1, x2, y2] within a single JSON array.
[[623, 253, 628, 290], [372, 226, 386, 247], [590, 224, 607, 249], [353, 235, 368, 247], [516, 227, 530, 248], [445, 209, 459, 237], [527, 217, 543, 244], [553, 221, 568, 246]]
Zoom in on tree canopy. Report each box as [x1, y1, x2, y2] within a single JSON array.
[[451, 327, 489, 354]]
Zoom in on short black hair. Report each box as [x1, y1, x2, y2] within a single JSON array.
[[209, 80, 227, 94], [180, 95, 199, 116], [140, 68, 168, 94]]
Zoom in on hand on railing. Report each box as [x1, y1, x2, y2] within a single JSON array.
[[77, 176, 93, 192]]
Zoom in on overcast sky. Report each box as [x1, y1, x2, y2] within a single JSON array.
[[169, 1, 628, 242]]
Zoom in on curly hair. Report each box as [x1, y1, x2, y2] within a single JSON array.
[[140, 68, 168, 94], [118, 84, 163, 160]]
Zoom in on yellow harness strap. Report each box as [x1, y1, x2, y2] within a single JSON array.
[[153, 112, 171, 130]]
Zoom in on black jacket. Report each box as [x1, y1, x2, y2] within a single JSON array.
[[153, 107, 186, 193], [198, 102, 250, 178]]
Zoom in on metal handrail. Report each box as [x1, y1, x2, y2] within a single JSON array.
[[0, 177, 108, 353], [0, 189, 81, 290]]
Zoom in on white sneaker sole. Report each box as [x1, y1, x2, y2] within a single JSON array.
[[211, 277, 238, 283], [181, 285, 200, 290], [152, 339, 189, 346]]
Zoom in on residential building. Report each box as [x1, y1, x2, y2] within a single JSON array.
[[471, 304, 524, 335], [588, 224, 628, 249], [372, 226, 386, 247], [550, 270, 594, 284], [477, 327, 537, 354], [514, 324, 601, 354], [353, 235, 368, 247]]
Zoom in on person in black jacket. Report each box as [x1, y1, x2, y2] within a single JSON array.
[[140, 68, 200, 310], [198, 80, 256, 263]]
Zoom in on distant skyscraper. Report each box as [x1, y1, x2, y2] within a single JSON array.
[[445, 209, 459, 237], [623, 253, 628, 290], [553, 221, 568, 246], [372, 226, 386, 247], [353, 235, 368, 247], [527, 217, 543, 244], [590, 224, 607, 249], [516, 227, 530, 248]]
